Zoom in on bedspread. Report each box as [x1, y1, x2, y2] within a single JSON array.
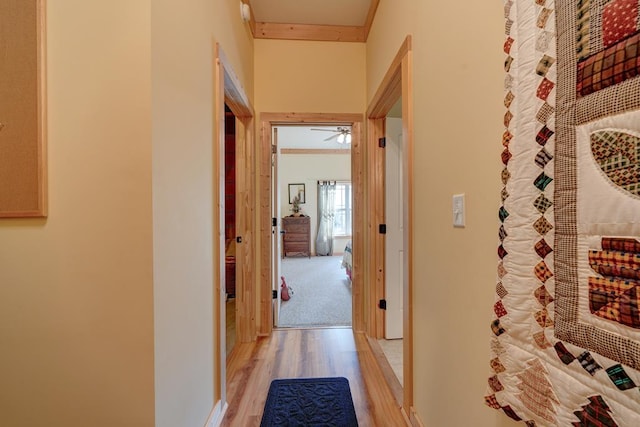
[[342, 240, 352, 280], [487, 1, 640, 425]]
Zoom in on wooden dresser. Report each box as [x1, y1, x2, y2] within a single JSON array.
[[282, 215, 311, 258]]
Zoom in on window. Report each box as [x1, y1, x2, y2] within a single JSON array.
[[333, 182, 352, 236]]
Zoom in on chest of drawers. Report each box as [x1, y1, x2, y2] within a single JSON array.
[[282, 215, 311, 258]]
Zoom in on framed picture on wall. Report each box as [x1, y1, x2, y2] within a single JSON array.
[[288, 183, 305, 204]]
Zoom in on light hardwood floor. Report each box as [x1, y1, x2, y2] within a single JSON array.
[[223, 328, 408, 426]]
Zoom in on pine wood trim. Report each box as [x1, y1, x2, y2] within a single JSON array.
[[365, 35, 414, 416], [409, 408, 426, 427], [369, 117, 386, 339], [214, 43, 226, 405], [350, 121, 364, 333], [367, 36, 412, 118], [261, 112, 363, 124], [218, 47, 254, 118], [258, 117, 273, 336], [258, 113, 365, 336], [0, 0, 48, 217], [245, 0, 379, 43], [281, 148, 350, 155], [253, 22, 366, 42], [363, 0, 380, 40], [37, 0, 48, 217], [401, 45, 415, 418], [215, 43, 256, 405]]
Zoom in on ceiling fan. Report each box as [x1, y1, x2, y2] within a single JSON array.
[[310, 126, 352, 144]]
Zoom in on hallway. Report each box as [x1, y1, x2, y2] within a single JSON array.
[[223, 328, 406, 426]]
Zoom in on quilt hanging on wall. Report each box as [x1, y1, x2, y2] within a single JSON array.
[[487, 0, 640, 425]]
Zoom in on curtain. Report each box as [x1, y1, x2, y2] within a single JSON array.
[[315, 181, 336, 256]]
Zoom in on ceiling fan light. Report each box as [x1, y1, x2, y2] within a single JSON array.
[[346, 134, 352, 144], [337, 134, 345, 144]]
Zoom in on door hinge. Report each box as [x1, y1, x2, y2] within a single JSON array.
[[272, 144, 277, 154], [272, 290, 278, 299], [378, 137, 386, 148], [379, 299, 387, 310], [379, 224, 387, 234], [272, 217, 277, 227]]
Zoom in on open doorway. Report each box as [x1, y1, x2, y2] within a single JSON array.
[[258, 113, 365, 337], [214, 44, 255, 420], [378, 99, 404, 385], [366, 35, 413, 417], [273, 125, 353, 328], [224, 104, 238, 355]]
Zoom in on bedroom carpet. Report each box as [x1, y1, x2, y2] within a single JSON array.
[[279, 255, 352, 327], [260, 377, 358, 427]]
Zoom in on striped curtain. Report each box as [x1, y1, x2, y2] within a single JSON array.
[[315, 181, 336, 256]]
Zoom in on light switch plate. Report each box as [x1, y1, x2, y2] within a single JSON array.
[[453, 194, 465, 227]]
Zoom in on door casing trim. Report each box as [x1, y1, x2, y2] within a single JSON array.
[[366, 35, 415, 421], [258, 113, 364, 336]]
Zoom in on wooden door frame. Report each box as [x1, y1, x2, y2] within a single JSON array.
[[366, 36, 415, 423], [258, 113, 365, 336], [214, 44, 255, 414]]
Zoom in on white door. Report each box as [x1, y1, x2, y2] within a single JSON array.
[[272, 128, 283, 325], [384, 118, 404, 339]]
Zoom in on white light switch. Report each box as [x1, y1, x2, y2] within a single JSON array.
[[453, 194, 465, 227]]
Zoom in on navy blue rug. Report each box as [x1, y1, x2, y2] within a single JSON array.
[[260, 377, 359, 427]]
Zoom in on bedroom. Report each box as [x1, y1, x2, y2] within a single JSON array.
[[274, 125, 353, 327]]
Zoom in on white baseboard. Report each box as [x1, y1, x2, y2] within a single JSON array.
[[204, 400, 228, 427]]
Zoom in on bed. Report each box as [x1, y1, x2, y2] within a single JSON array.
[[341, 240, 352, 281]]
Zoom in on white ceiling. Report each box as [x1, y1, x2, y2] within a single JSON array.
[[248, 0, 372, 26], [276, 125, 352, 149]]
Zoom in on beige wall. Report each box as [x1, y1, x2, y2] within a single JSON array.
[[254, 39, 366, 113], [0, 1, 155, 426], [279, 153, 351, 254], [254, 39, 366, 332], [0, 1, 254, 426], [367, 1, 521, 426], [151, 1, 253, 426]]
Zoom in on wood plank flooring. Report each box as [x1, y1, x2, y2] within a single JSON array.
[[222, 328, 408, 426]]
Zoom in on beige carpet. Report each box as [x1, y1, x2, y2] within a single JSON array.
[[278, 255, 352, 327]]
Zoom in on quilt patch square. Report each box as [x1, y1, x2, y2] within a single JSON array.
[[577, 32, 640, 98], [590, 130, 640, 196], [602, 0, 639, 48], [536, 55, 556, 76], [606, 364, 637, 390], [535, 239, 553, 259], [588, 237, 640, 329], [536, 125, 554, 146], [572, 395, 619, 427], [578, 351, 603, 375], [536, 78, 555, 100], [535, 261, 554, 283], [554, 341, 576, 365], [535, 285, 554, 306]]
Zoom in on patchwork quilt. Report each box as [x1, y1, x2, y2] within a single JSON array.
[[487, 0, 640, 425]]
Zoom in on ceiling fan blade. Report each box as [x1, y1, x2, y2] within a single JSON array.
[[324, 134, 339, 141], [310, 128, 338, 132]]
